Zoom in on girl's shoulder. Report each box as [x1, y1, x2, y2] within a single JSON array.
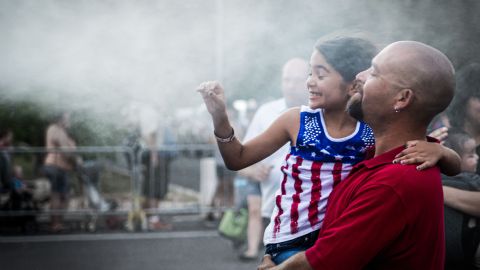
[[278, 106, 301, 121]]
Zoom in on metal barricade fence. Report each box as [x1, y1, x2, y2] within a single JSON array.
[[0, 144, 232, 232], [136, 144, 233, 215], [0, 146, 135, 232]]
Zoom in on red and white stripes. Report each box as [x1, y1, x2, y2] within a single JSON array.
[[265, 155, 352, 244]]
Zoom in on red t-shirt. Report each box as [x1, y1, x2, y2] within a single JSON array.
[[305, 145, 445, 270]]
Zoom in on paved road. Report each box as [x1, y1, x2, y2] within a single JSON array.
[[0, 153, 258, 270], [0, 229, 261, 270]]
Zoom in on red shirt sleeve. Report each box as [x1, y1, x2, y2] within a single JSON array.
[[305, 184, 407, 270]]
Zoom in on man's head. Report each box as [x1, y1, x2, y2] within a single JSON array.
[[281, 58, 309, 108], [348, 41, 455, 131], [52, 112, 71, 128]]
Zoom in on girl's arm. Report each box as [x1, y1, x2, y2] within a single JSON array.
[[392, 140, 461, 176], [197, 81, 295, 170]]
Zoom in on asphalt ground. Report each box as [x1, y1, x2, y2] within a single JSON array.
[[0, 216, 263, 270], [0, 152, 260, 269]]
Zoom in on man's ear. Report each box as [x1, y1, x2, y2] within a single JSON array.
[[394, 88, 414, 111]]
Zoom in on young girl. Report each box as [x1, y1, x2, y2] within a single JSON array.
[[198, 36, 459, 264]]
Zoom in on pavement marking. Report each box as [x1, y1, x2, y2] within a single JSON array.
[[0, 230, 220, 243]]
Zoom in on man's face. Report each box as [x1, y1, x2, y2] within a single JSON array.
[[347, 46, 399, 124], [346, 80, 365, 121], [282, 62, 309, 108]]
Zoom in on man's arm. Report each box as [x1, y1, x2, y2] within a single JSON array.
[[47, 125, 76, 148], [52, 125, 78, 167], [444, 186, 480, 217]]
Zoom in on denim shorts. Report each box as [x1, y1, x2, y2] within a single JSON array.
[[265, 230, 319, 264], [43, 165, 70, 194], [234, 177, 261, 209]]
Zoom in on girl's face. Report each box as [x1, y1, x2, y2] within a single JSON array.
[[307, 50, 352, 110], [461, 138, 479, 173]]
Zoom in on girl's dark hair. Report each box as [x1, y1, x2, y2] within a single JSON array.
[[443, 129, 473, 156], [447, 62, 480, 130], [315, 36, 378, 83]]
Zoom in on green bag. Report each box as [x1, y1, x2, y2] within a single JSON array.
[[218, 208, 248, 241]]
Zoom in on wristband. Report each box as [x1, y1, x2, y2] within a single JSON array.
[[214, 128, 235, 143]]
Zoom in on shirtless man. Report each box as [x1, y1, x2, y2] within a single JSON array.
[[44, 112, 76, 232]]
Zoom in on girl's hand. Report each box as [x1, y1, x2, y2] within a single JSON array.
[[196, 81, 227, 117], [393, 140, 443, 170]]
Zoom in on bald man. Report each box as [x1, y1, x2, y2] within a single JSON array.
[[258, 41, 456, 270]]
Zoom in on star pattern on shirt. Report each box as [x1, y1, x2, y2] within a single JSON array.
[[295, 111, 375, 163], [361, 125, 375, 148], [345, 145, 356, 151], [320, 149, 330, 155], [303, 115, 321, 144]]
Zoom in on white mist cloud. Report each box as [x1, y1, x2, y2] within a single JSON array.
[[0, 1, 219, 118], [0, 0, 478, 141]]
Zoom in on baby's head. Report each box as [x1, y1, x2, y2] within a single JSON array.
[[444, 130, 478, 173]]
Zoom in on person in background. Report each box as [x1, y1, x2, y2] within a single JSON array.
[[43, 112, 76, 232], [449, 62, 480, 171], [0, 127, 13, 193], [123, 102, 172, 230], [441, 63, 480, 269], [236, 57, 309, 261], [442, 130, 480, 269], [443, 62, 480, 216]]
